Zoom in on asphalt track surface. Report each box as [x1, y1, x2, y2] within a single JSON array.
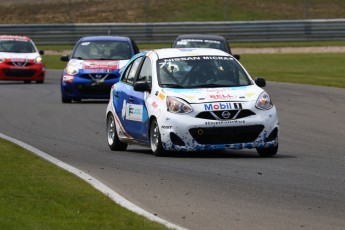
[[1, 70, 344, 230]]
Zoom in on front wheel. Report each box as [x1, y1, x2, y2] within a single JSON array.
[[150, 118, 165, 156], [256, 145, 278, 157], [107, 113, 127, 151]]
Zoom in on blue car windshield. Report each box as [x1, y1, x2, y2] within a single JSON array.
[[157, 55, 252, 88], [72, 41, 132, 60]]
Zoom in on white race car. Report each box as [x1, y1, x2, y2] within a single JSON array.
[[106, 48, 279, 157]]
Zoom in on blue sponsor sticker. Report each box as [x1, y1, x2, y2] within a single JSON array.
[[204, 102, 232, 110]]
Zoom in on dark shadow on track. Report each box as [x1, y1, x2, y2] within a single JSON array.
[[65, 100, 109, 104], [124, 148, 296, 159]]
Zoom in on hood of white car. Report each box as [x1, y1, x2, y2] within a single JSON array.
[[163, 85, 264, 103], [67, 59, 129, 70]]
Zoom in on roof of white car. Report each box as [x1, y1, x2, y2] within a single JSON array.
[[149, 48, 230, 59]]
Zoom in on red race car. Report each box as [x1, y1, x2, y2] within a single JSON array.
[[0, 35, 45, 83]]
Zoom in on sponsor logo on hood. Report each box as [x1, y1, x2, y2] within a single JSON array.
[[83, 61, 119, 69], [163, 87, 261, 103]]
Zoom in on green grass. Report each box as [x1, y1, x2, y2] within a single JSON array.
[[39, 44, 75, 52], [231, 40, 345, 48], [2, 0, 345, 23], [0, 138, 168, 230], [240, 53, 345, 88], [43, 55, 66, 70]]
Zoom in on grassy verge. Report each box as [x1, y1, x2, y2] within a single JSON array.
[[2, 0, 345, 24], [231, 40, 345, 48], [0, 138, 168, 230], [43, 55, 66, 70], [240, 53, 345, 88]]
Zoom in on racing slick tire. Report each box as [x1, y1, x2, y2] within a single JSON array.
[[107, 113, 128, 151], [150, 118, 166, 156], [256, 145, 278, 157]]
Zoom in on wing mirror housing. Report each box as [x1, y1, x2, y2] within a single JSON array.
[[255, 77, 266, 88], [233, 54, 240, 60], [60, 55, 70, 62], [133, 81, 150, 92]]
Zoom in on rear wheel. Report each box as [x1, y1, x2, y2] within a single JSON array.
[[150, 118, 165, 156], [107, 113, 127, 151], [256, 145, 278, 157], [36, 80, 44, 84]]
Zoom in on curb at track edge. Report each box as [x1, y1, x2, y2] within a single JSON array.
[[0, 132, 187, 230]]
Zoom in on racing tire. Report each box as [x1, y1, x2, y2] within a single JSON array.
[[61, 96, 72, 103], [24, 80, 31, 84], [256, 145, 278, 157], [36, 80, 44, 84], [150, 118, 166, 156], [107, 113, 128, 151]]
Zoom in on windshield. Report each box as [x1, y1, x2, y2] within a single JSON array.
[[157, 56, 252, 88], [72, 40, 132, 60], [174, 38, 228, 53], [0, 39, 36, 53]]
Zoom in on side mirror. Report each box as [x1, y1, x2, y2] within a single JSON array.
[[133, 81, 150, 92], [255, 77, 266, 88], [39, 50, 44, 55], [60, 55, 69, 62], [233, 54, 240, 60]]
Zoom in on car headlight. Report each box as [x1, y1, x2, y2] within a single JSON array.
[[0, 58, 4, 63], [166, 96, 193, 114], [34, 56, 42, 64], [255, 92, 273, 110], [65, 65, 79, 75]]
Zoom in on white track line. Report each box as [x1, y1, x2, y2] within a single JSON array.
[[0, 133, 187, 230]]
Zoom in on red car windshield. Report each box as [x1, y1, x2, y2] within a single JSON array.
[[0, 39, 36, 53]]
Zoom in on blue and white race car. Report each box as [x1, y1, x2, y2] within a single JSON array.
[[106, 48, 279, 157], [60, 36, 139, 103]]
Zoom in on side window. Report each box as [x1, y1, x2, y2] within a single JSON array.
[[121, 56, 143, 85], [137, 57, 152, 88], [121, 63, 133, 83], [238, 70, 251, 85]]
